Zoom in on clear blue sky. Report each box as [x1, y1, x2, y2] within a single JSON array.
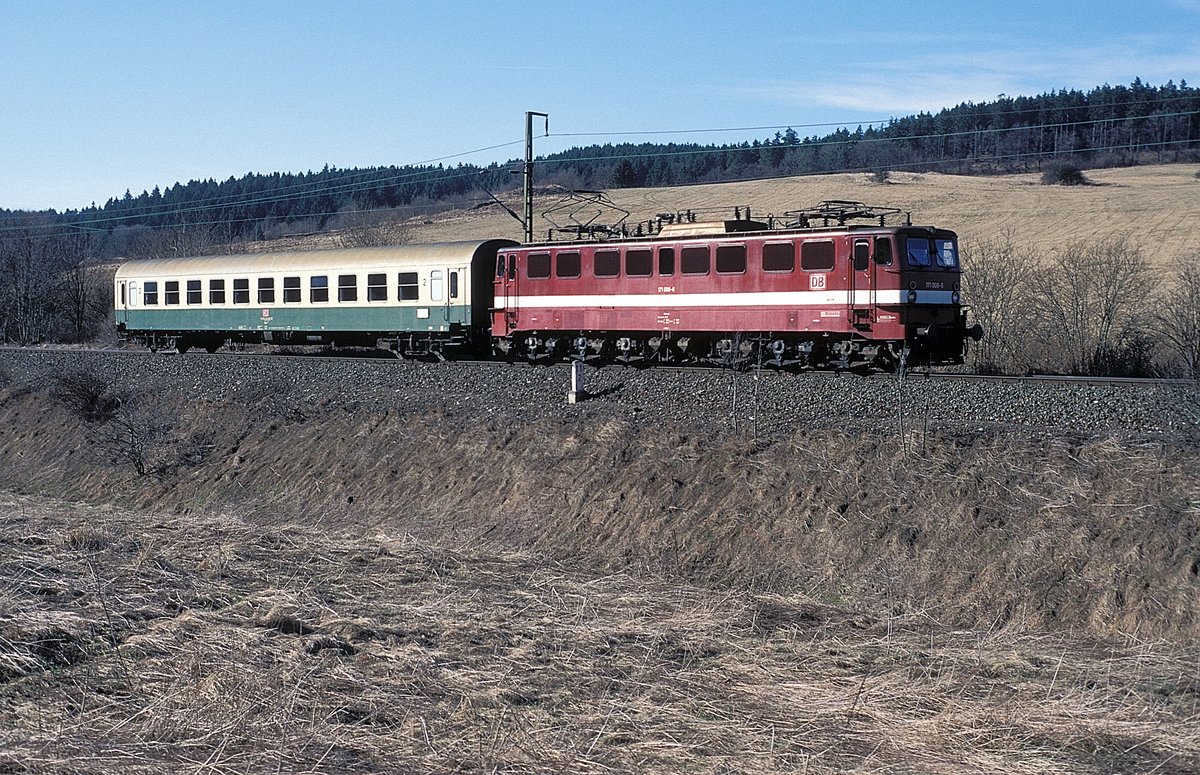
[[2, 0, 1197, 211]]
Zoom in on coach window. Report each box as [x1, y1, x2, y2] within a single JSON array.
[[283, 276, 301, 303], [762, 242, 795, 272], [594, 249, 620, 278], [143, 281, 159, 305], [556, 251, 580, 278], [800, 241, 836, 271], [874, 237, 894, 266], [338, 274, 358, 302], [398, 272, 418, 300], [449, 271, 459, 299], [430, 270, 444, 301], [715, 245, 746, 274], [209, 279, 226, 305], [165, 281, 180, 305], [658, 247, 675, 276], [186, 280, 202, 305], [527, 252, 551, 279], [309, 275, 329, 303], [626, 249, 652, 277], [681, 246, 709, 275], [905, 238, 932, 267], [233, 278, 250, 304], [367, 273, 387, 302], [257, 278, 275, 304]]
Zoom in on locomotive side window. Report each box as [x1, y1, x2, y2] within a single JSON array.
[[209, 279, 225, 305], [681, 246, 709, 275], [283, 276, 301, 303], [875, 237, 894, 266], [233, 278, 250, 304], [398, 272, 418, 300], [658, 247, 675, 276], [258, 278, 275, 304], [715, 245, 746, 274], [338, 274, 357, 302], [935, 239, 958, 268], [430, 270, 444, 301], [853, 241, 870, 272], [556, 251, 581, 278], [762, 242, 794, 272], [507, 255, 516, 280], [594, 250, 620, 278], [186, 280, 202, 305], [311, 275, 329, 303], [165, 281, 180, 305], [527, 252, 551, 279], [800, 241, 835, 271], [906, 238, 932, 267], [626, 249, 652, 277], [143, 281, 159, 305], [368, 273, 387, 301]]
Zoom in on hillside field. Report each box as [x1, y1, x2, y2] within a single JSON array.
[[397, 164, 1200, 267]]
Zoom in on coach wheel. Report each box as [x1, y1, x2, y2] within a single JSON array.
[[176, 343, 191, 355], [204, 340, 222, 354]]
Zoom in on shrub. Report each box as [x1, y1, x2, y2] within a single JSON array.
[[1041, 162, 1089, 186]]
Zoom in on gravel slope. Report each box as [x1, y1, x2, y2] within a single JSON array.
[[1, 347, 1197, 439]]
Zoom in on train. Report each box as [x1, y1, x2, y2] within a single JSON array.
[[113, 200, 982, 371]]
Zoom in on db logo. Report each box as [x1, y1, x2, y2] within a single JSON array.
[[809, 274, 827, 290]]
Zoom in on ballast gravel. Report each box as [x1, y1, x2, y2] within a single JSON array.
[[2, 347, 1198, 441]]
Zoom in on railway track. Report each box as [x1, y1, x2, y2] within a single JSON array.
[[3, 345, 1193, 389]]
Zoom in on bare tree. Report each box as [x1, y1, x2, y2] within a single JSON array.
[[1155, 263, 1200, 378], [959, 230, 1037, 373], [0, 216, 71, 343], [1030, 236, 1156, 375], [334, 208, 406, 248]]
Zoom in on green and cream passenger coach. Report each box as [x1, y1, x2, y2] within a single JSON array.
[[114, 240, 517, 355]]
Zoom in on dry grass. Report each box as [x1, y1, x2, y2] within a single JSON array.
[[401, 164, 1200, 270], [2, 491, 1198, 774]]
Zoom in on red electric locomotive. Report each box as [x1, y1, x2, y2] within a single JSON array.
[[491, 200, 981, 371]]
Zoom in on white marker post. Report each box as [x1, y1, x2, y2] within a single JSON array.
[[568, 360, 586, 404]]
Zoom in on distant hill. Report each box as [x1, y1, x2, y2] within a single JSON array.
[[3, 78, 1194, 257]]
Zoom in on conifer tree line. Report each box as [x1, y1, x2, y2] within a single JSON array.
[[0, 78, 1194, 253]]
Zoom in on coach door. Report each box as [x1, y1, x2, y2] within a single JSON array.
[[849, 239, 873, 331]]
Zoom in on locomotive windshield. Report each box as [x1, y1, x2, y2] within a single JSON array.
[[904, 236, 958, 268]]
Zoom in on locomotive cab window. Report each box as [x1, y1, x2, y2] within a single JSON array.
[[398, 272, 418, 301], [310, 275, 329, 303], [935, 238, 959, 268], [556, 251, 581, 278], [715, 245, 746, 274], [257, 278, 275, 304], [626, 249, 652, 277], [874, 237, 894, 266], [762, 242, 795, 273], [681, 246, 709, 275], [283, 276, 301, 303], [186, 280, 202, 305], [527, 252, 551, 279], [143, 281, 159, 305], [338, 274, 357, 302], [164, 281, 180, 305], [209, 279, 225, 305], [496, 255, 506, 278], [233, 278, 250, 304], [800, 241, 835, 271], [906, 238, 932, 267], [367, 273, 387, 302], [594, 250, 620, 278]]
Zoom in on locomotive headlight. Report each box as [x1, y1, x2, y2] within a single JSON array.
[[951, 290, 960, 304], [907, 289, 918, 304]]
